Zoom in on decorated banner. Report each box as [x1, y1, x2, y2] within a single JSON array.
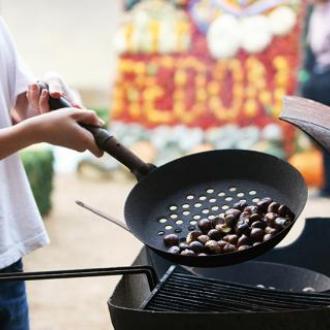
[[109, 0, 319, 182]]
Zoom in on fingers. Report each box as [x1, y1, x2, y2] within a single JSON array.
[[26, 83, 41, 112], [77, 126, 104, 158], [39, 89, 50, 113], [72, 109, 105, 127], [44, 72, 65, 99]]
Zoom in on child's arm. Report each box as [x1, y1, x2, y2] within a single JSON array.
[[0, 108, 104, 160]]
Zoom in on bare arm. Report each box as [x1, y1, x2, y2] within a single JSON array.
[[0, 121, 38, 159], [0, 108, 104, 160]]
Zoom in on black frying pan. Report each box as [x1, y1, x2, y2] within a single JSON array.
[[43, 86, 307, 267]]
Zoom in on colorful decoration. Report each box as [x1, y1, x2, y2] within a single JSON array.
[[207, 5, 297, 58], [111, 0, 306, 161], [114, 0, 191, 54]]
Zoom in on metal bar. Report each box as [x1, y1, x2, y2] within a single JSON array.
[[169, 278, 330, 308], [143, 272, 330, 312], [0, 266, 158, 291], [173, 274, 330, 301]]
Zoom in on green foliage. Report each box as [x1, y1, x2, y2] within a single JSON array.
[[21, 149, 55, 217], [94, 108, 110, 127]]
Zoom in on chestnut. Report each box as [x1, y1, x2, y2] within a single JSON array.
[[278, 204, 289, 217], [168, 246, 180, 254], [274, 217, 290, 229], [208, 229, 222, 241], [257, 198, 272, 212], [179, 242, 189, 250], [263, 233, 273, 241], [215, 224, 232, 235], [250, 228, 264, 242], [197, 234, 210, 244], [251, 220, 266, 229], [189, 241, 204, 253], [237, 234, 251, 247], [223, 234, 238, 245], [163, 234, 179, 246], [186, 230, 202, 244], [180, 249, 196, 256], [223, 243, 236, 253], [224, 214, 238, 227], [267, 202, 280, 213], [205, 240, 221, 254], [244, 205, 259, 214], [233, 200, 247, 211], [265, 226, 278, 235], [235, 222, 250, 236], [211, 215, 225, 228], [238, 245, 251, 251], [264, 212, 277, 226], [198, 219, 212, 233], [217, 240, 227, 251], [225, 208, 241, 219], [249, 213, 262, 222]]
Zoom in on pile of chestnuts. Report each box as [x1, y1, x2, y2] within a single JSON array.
[[163, 197, 294, 256]]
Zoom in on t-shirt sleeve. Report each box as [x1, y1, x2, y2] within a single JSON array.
[[0, 17, 35, 106], [13, 52, 34, 99]]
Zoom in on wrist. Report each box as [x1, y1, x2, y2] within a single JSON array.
[[17, 117, 45, 145]]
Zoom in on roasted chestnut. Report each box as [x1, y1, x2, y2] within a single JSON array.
[[250, 228, 264, 242], [197, 234, 210, 244], [208, 229, 222, 241], [205, 240, 221, 254], [186, 230, 202, 244], [267, 202, 280, 213], [223, 234, 238, 245], [237, 234, 251, 247], [233, 200, 248, 211], [238, 245, 251, 251], [163, 234, 179, 246], [223, 243, 236, 253], [180, 249, 196, 256], [257, 198, 272, 212], [198, 219, 212, 233], [168, 246, 180, 254], [189, 241, 204, 253]]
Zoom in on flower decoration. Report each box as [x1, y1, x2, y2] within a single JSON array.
[[207, 14, 242, 58], [114, 0, 191, 54], [206, 0, 298, 58], [268, 6, 297, 36], [240, 15, 272, 53]]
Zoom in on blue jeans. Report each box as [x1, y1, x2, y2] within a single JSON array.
[[0, 260, 29, 330]]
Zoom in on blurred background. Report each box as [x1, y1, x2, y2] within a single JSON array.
[[1, 0, 329, 329]]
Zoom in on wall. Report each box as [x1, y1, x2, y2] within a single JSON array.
[[0, 0, 122, 106]]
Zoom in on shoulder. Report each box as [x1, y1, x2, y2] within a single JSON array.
[[0, 16, 16, 51]]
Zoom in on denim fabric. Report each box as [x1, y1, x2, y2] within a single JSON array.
[[0, 260, 29, 330]]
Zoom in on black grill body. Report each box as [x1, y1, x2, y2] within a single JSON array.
[[108, 218, 330, 330]]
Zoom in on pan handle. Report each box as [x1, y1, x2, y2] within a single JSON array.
[[38, 82, 155, 180], [0, 266, 157, 290], [75, 200, 131, 232]]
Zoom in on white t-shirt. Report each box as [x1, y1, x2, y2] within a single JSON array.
[[0, 17, 49, 269]]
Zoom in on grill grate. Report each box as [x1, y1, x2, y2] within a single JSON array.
[[142, 267, 330, 312]]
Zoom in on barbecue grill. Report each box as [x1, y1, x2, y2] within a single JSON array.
[[108, 217, 330, 330]]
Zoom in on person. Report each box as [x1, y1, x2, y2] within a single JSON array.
[[0, 16, 104, 329], [300, 0, 330, 196]]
